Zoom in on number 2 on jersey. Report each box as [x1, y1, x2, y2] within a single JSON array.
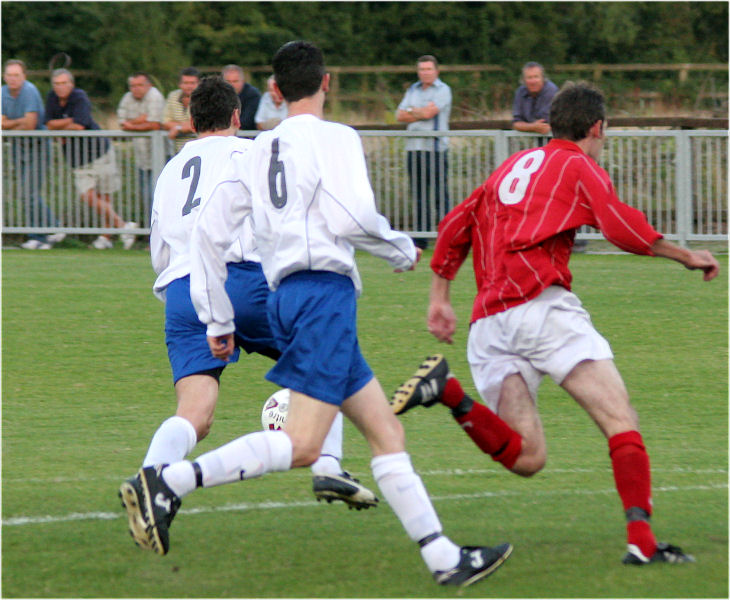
[[181, 156, 202, 216], [498, 149, 545, 205]]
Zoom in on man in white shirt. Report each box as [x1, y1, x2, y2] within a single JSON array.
[[133, 42, 512, 588], [119, 76, 377, 552], [117, 72, 165, 217], [255, 75, 288, 130]]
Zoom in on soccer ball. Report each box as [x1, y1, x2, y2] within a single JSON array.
[[261, 388, 290, 430]]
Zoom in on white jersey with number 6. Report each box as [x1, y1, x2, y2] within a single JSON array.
[[151, 135, 256, 302], [248, 114, 416, 292]]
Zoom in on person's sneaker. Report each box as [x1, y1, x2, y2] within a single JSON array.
[[47, 232, 67, 244], [312, 472, 379, 510], [118, 473, 153, 550], [120, 221, 138, 250], [137, 465, 181, 555], [21, 239, 51, 250], [391, 354, 450, 415], [622, 542, 695, 565], [91, 235, 114, 250], [434, 543, 513, 587]]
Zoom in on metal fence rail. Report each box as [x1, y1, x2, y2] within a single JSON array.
[[2, 129, 727, 245]]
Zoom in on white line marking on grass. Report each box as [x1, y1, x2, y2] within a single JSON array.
[[5, 466, 726, 484], [3, 483, 726, 527]]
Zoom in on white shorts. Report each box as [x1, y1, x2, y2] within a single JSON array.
[[73, 146, 121, 196], [467, 286, 613, 412]]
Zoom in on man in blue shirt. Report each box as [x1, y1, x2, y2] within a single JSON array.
[[512, 62, 559, 135], [222, 64, 261, 131], [2, 59, 63, 249], [396, 55, 452, 250]]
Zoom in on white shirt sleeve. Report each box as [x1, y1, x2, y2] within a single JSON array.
[[149, 199, 170, 300], [189, 153, 253, 337], [320, 128, 416, 270]]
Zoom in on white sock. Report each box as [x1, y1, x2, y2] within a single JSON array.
[[420, 535, 461, 573], [197, 430, 292, 487], [161, 430, 292, 498], [310, 454, 341, 475], [142, 416, 197, 466], [371, 452, 460, 572], [160, 461, 196, 497], [311, 413, 343, 475]]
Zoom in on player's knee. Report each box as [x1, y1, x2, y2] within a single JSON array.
[[511, 453, 546, 477], [195, 415, 214, 441], [290, 443, 322, 468]]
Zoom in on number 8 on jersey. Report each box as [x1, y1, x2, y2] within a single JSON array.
[[498, 149, 546, 205]]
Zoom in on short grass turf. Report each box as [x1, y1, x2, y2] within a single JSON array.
[[2, 248, 727, 598]]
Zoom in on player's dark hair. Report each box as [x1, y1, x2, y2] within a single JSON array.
[[549, 81, 606, 141], [190, 76, 241, 133], [272, 41, 326, 102]]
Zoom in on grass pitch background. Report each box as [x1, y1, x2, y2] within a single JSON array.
[[2, 248, 727, 598]]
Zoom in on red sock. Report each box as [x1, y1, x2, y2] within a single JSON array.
[[453, 400, 522, 470], [609, 431, 657, 558], [442, 377, 467, 409]]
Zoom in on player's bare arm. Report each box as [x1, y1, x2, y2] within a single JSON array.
[[650, 238, 720, 281], [428, 273, 457, 344]]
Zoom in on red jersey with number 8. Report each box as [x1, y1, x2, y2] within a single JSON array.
[[431, 138, 663, 322]]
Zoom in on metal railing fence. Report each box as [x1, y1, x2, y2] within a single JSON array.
[[2, 129, 727, 245]]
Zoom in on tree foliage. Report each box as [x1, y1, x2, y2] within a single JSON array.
[[2, 1, 726, 105]]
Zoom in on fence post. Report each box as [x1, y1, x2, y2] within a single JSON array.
[[494, 131, 509, 166], [674, 132, 692, 247], [149, 131, 167, 227]]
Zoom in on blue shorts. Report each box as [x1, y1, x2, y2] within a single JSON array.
[[165, 261, 279, 384], [265, 271, 374, 405]]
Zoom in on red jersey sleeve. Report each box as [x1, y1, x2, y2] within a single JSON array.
[[430, 184, 483, 280], [578, 159, 663, 255]]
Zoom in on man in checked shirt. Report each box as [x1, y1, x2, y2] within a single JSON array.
[[392, 81, 719, 566]]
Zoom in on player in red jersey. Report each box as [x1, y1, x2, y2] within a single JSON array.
[[392, 81, 719, 565]]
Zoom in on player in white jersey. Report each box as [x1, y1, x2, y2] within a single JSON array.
[[119, 76, 377, 553], [131, 42, 512, 588]]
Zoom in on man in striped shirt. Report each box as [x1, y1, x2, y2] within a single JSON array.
[[392, 82, 719, 566]]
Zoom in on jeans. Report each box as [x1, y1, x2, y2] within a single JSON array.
[[406, 150, 449, 249], [10, 137, 57, 242], [138, 168, 154, 226]]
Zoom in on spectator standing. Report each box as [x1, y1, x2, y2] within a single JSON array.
[[45, 68, 136, 250], [511, 62, 559, 135], [222, 64, 261, 131], [2, 59, 64, 249], [163, 67, 199, 155], [396, 55, 452, 250], [254, 75, 288, 130], [117, 72, 165, 218]]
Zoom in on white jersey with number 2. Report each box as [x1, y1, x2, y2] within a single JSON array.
[[151, 135, 256, 302], [191, 114, 416, 337]]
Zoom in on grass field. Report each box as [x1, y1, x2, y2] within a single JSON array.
[[2, 248, 728, 598]]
